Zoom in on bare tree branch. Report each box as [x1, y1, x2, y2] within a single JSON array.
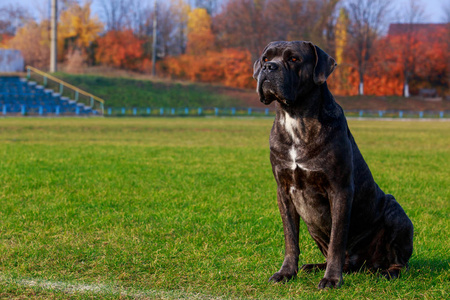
[[0, 3, 32, 35]]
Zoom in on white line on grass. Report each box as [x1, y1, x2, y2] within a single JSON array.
[[0, 274, 222, 299]]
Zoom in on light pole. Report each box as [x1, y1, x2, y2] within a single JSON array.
[[50, 0, 57, 72], [152, 1, 158, 76]]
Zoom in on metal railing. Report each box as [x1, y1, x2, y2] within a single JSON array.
[[26, 66, 105, 115]]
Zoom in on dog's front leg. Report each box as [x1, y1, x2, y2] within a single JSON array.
[[318, 187, 353, 289], [269, 188, 300, 283]]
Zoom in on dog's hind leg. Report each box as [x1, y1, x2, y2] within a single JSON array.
[[379, 195, 414, 279]]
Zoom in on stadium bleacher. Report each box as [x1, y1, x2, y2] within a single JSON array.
[[0, 76, 99, 116]]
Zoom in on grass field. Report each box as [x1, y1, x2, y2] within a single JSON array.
[[0, 117, 449, 299]]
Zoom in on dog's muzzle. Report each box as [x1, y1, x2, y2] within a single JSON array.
[[257, 78, 293, 106], [257, 77, 277, 105]]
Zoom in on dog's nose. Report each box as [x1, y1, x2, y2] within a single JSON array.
[[263, 62, 278, 71]]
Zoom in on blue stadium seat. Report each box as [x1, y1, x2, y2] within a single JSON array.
[[0, 76, 96, 116]]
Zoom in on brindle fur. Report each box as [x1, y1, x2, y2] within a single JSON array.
[[253, 41, 413, 289]]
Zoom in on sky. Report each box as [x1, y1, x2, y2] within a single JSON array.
[[5, 0, 449, 24]]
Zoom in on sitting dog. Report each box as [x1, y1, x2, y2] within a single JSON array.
[[253, 41, 413, 289]]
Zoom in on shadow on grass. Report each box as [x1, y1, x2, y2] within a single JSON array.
[[409, 257, 450, 272]]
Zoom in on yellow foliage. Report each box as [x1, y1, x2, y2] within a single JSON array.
[[58, 0, 103, 61], [335, 8, 349, 65], [186, 8, 214, 55], [187, 8, 211, 33], [7, 21, 50, 69], [170, 0, 191, 24]]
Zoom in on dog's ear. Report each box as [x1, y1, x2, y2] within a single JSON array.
[[253, 59, 262, 80], [308, 42, 337, 85]]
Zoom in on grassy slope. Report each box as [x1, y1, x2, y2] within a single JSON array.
[[0, 118, 449, 299], [54, 73, 243, 108], [52, 73, 450, 112]]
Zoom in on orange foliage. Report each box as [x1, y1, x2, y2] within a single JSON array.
[[95, 30, 144, 70], [330, 25, 448, 96], [411, 26, 448, 94], [140, 58, 153, 74], [161, 48, 253, 88], [0, 33, 13, 48], [328, 66, 358, 96], [371, 25, 448, 96]]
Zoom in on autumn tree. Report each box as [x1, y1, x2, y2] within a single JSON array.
[[0, 34, 13, 48], [213, 0, 268, 59], [289, 0, 341, 54], [186, 8, 214, 55], [327, 7, 356, 95], [144, 0, 191, 58], [99, 0, 131, 31], [95, 30, 144, 70], [7, 20, 50, 69], [103, 0, 190, 59], [193, 0, 218, 15], [168, 0, 191, 55], [397, 24, 449, 95], [0, 3, 32, 35], [58, 0, 103, 62], [346, 0, 392, 95], [128, 0, 152, 36], [392, 0, 427, 97], [162, 48, 253, 88], [214, 0, 341, 60]]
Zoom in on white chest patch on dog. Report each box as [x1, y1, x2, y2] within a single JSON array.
[[289, 146, 310, 171], [289, 186, 296, 195], [284, 112, 300, 144], [279, 113, 285, 127], [298, 163, 310, 171], [289, 147, 297, 170]]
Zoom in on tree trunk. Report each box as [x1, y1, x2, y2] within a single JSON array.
[[403, 81, 410, 98], [359, 73, 364, 95]]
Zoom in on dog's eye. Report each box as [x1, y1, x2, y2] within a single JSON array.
[[263, 57, 269, 62], [290, 57, 299, 62]]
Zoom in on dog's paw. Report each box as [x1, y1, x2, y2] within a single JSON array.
[[381, 268, 400, 280], [317, 277, 342, 289], [268, 271, 297, 283]]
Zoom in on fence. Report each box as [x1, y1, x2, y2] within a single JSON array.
[[344, 109, 447, 119], [106, 107, 272, 117], [105, 107, 449, 119]]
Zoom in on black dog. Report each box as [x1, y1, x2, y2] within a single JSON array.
[[253, 41, 413, 289]]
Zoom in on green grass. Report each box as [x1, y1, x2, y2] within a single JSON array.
[[52, 73, 244, 108], [0, 118, 449, 299]]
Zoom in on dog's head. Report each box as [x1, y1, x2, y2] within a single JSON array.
[[253, 41, 337, 106]]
